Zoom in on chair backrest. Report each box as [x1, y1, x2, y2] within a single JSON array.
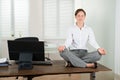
[[15, 37, 39, 41]]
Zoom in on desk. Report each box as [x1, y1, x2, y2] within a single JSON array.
[[0, 60, 111, 80]]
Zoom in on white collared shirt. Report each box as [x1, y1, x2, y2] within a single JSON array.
[[64, 24, 100, 50]]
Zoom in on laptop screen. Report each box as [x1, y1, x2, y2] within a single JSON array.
[[7, 40, 45, 61]]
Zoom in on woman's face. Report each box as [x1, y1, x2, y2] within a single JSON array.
[[75, 11, 86, 23]]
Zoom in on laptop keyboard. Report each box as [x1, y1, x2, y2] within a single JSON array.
[[32, 61, 52, 65]]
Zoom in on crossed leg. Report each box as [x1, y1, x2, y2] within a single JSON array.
[[60, 49, 101, 68]]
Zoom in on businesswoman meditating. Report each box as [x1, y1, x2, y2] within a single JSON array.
[[58, 9, 106, 68]]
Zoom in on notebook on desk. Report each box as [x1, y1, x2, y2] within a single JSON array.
[[0, 58, 9, 66]]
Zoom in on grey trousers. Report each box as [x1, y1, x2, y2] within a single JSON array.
[[60, 49, 101, 67]]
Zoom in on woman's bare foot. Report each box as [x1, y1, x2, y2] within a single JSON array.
[[86, 63, 97, 68], [86, 63, 94, 68]]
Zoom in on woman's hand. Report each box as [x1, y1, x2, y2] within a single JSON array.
[[98, 48, 106, 55], [58, 45, 66, 52]]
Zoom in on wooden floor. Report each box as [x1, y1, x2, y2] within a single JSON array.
[[33, 71, 114, 80], [0, 71, 117, 80]]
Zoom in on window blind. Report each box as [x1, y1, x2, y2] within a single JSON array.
[[14, 0, 29, 37], [0, 0, 11, 37], [43, 0, 74, 39], [0, 0, 29, 38]]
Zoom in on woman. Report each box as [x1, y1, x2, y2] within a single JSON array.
[[58, 9, 106, 68]]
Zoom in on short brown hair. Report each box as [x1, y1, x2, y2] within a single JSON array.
[[75, 9, 86, 16]]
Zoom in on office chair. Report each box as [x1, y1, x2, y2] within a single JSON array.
[[15, 37, 39, 41]]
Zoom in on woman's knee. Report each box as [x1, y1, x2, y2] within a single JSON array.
[[90, 51, 101, 61], [60, 49, 69, 57], [95, 51, 102, 60]]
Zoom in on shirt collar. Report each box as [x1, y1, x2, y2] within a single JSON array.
[[75, 24, 87, 30]]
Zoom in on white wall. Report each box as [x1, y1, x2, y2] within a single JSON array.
[[0, 37, 15, 59], [115, 0, 120, 76]]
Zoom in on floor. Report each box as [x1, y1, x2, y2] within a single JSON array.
[[33, 71, 114, 80], [0, 71, 117, 80]]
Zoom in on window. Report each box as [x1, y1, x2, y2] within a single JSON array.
[[0, 0, 29, 38], [43, 0, 74, 39]]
